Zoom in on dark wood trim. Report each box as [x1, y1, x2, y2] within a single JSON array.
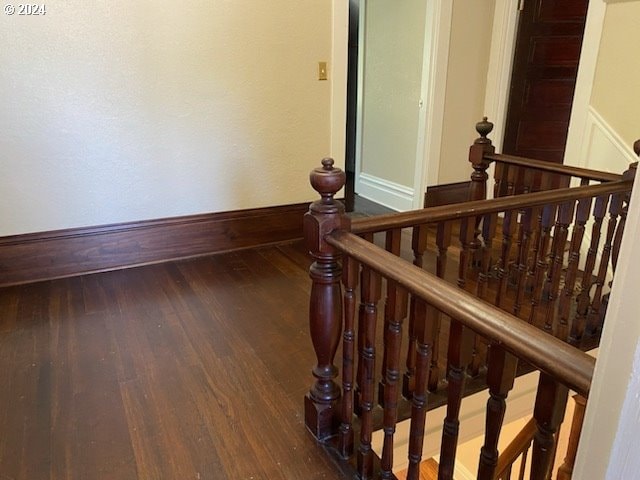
[[424, 181, 471, 207], [0, 203, 309, 287]]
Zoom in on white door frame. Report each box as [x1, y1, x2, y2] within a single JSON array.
[[354, 0, 453, 211], [483, 0, 521, 154], [413, 0, 453, 209]]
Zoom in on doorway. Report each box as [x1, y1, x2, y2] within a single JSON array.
[[345, 0, 428, 212], [502, 0, 589, 164]]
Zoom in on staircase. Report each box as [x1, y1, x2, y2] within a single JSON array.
[[302, 119, 638, 479]]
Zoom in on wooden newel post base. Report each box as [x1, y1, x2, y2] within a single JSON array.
[[304, 158, 349, 440]]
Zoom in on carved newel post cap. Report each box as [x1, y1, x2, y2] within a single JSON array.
[[310, 157, 346, 204], [475, 116, 494, 143], [633, 139, 640, 157]]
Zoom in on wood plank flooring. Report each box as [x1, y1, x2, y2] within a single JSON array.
[[0, 241, 354, 480]]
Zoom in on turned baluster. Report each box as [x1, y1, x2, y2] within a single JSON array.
[[404, 225, 428, 398], [586, 193, 622, 336], [543, 202, 575, 336], [494, 162, 506, 198], [530, 374, 568, 480], [527, 204, 556, 327], [428, 221, 451, 392], [525, 173, 552, 293], [304, 158, 349, 440], [406, 298, 437, 480], [458, 217, 475, 290], [558, 186, 591, 341], [512, 208, 534, 318], [355, 231, 374, 416], [380, 234, 409, 479], [380, 228, 404, 406], [338, 255, 358, 457], [570, 195, 608, 345], [509, 169, 534, 288], [470, 213, 497, 377], [477, 346, 518, 480], [439, 320, 475, 479], [495, 209, 516, 308], [505, 163, 518, 197], [357, 265, 381, 479]]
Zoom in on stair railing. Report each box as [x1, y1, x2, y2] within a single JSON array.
[[302, 127, 637, 480]]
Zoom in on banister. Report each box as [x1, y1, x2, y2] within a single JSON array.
[[351, 179, 633, 234], [494, 417, 537, 479], [485, 153, 623, 183], [325, 230, 595, 397]]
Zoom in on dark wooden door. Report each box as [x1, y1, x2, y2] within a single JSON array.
[[502, 0, 589, 164]]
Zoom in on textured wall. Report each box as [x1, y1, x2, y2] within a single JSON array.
[[0, 1, 339, 236], [438, 0, 495, 185]]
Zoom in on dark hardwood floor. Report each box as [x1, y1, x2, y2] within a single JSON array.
[[0, 240, 355, 480]]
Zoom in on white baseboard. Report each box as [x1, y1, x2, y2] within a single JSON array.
[[355, 172, 415, 212]]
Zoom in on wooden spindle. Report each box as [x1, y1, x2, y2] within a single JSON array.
[[558, 188, 591, 340], [428, 221, 452, 392], [495, 209, 516, 308], [304, 158, 349, 440], [586, 193, 622, 335], [527, 204, 556, 327], [570, 195, 608, 344], [512, 208, 534, 317], [525, 173, 553, 293], [505, 163, 518, 197], [477, 346, 518, 480], [406, 298, 437, 480], [543, 202, 574, 334], [338, 255, 358, 458], [355, 232, 374, 416], [380, 228, 404, 406], [438, 320, 475, 479], [380, 234, 409, 479], [357, 265, 381, 479], [458, 217, 475, 289], [556, 395, 587, 480], [404, 225, 428, 398], [494, 162, 506, 198], [530, 374, 569, 480], [469, 213, 497, 377]]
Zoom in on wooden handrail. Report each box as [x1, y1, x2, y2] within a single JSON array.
[[351, 179, 632, 234], [325, 230, 595, 396], [486, 153, 623, 182], [494, 418, 537, 479]]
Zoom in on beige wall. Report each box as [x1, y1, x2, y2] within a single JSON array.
[[438, 0, 495, 185], [359, 0, 427, 188], [590, 1, 640, 148], [0, 1, 342, 236]]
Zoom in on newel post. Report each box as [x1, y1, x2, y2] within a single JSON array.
[[304, 157, 349, 440], [468, 117, 495, 202]]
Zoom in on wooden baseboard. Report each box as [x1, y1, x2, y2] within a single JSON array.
[[424, 181, 471, 207], [0, 203, 309, 287]]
